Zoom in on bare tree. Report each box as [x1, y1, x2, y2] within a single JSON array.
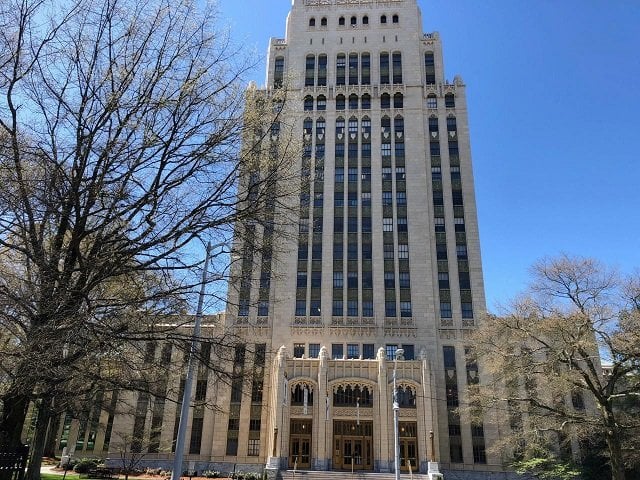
[[469, 255, 640, 480], [0, 0, 299, 476]]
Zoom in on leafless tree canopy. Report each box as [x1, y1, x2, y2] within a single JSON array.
[[0, 0, 299, 463], [469, 255, 640, 480]]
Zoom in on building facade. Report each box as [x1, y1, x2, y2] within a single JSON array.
[[48, 1, 504, 477], [223, 0, 499, 475]]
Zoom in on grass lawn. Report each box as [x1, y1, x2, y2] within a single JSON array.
[[41, 474, 81, 480]]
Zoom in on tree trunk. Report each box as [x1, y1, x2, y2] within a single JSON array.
[[25, 398, 53, 480], [0, 393, 30, 447], [606, 429, 626, 480], [42, 413, 60, 458]]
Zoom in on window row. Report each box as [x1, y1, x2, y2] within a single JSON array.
[[311, 13, 400, 28], [427, 93, 456, 109], [305, 52, 403, 87]]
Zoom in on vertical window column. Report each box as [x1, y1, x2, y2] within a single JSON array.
[[379, 52, 389, 84], [466, 347, 486, 464], [226, 345, 246, 455], [381, 115, 395, 318], [305, 55, 315, 87], [444, 346, 463, 463], [333, 117, 345, 318]]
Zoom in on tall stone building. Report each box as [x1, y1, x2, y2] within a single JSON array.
[[223, 0, 499, 476], [50, 1, 504, 477]]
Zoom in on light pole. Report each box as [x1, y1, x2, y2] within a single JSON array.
[[393, 347, 404, 480], [171, 242, 213, 480]]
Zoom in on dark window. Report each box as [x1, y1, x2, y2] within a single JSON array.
[[333, 242, 343, 260], [333, 299, 343, 316], [447, 117, 457, 132], [445, 93, 455, 108], [317, 95, 326, 111], [310, 299, 321, 316], [384, 272, 395, 289], [336, 54, 346, 85], [332, 343, 344, 359], [361, 54, 371, 85], [309, 18, 316, 27], [336, 94, 345, 110], [380, 52, 389, 84], [381, 93, 391, 109], [296, 300, 306, 316], [361, 93, 371, 109], [363, 15, 369, 25], [309, 343, 321, 358], [339, 16, 345, 26], [349, 53, 358, 85], [362, 271, 373, 289], [293, 343, 305, 358], [392, 14, 399, 23], [318, 54, 327, 86], [425, 52, 435, 85], [347, 271, 358, 288], [334, 216, 344, 233], [462, 302, 474, 319], [362, 301, 373, 316], [305, 55, 315, 87], [380, 15, 387, 24], [321, 17, 327, 26], [392, 52, 402, 84], [394, 93, 403, 108], [363, 344, 375, 359], [429, 117, 439, 132], [350, 16, 357, 26], [347, 300, 358, 316], [440, 302, 452, 318], [385, 301, 396, 317], [304, 96, 313, 111], [274, 57, 285, 88], [349, 93, 358, 109]]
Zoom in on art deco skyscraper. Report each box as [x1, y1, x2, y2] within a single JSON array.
[[224, 0, 499, 474]]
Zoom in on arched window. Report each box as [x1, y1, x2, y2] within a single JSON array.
[[381, 116, 391, 134], [336, 117, 345, 136], [361, 116, 371, 134], [361, 53, 371, 85], [333, 385, 373, 407], [303, 118, 313, 135], [392, 14, 399, 24], [336, 54, 346, 85], [309, 17, 316, 27], [350, 16, 357, 26], [427, 94, 437, 109], [361, 93, 371, 110], [316, 118, 326, 135], [393, 92, 403, 108], [336, 94, 345, 111], [380, 52, 389, 84], [317, 95, 327, 111], [339, 16, 345, 26], [397, 386, 416, 407], [381, 93, 391, 109], [349, 94, 358, 110], [394, 115, 404, 134], [348, 53, 359, 85], [380, 15, 387, 24], [304, 96, 313, 111], [348, 117, 358, 135], [445, 93, 455, 108], [321, 17, 327, 26], [291, 385, 314, 406], [305, 54, 315, 87], [447, 116, 457, 132], [273, 56, 285, 88], [363, 15, 369, 25], [392, 52, 402, 84], [428, 116, 439, 133], [317, 54, 327, 86]]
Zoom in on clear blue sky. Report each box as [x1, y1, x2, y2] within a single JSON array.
[[217, 0, 640, 311]]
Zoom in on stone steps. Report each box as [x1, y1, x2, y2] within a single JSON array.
[[280, 470, 430, 480]]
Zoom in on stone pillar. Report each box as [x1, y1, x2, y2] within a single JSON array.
[[376, 347, 391, 472], [313, 346, 329, 470], [266, 346, 288, 471]]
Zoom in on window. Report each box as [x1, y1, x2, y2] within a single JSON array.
[[333, 299, 343, 316], [317, 95, 326, 111], [380, 52, 389, 84], [362, 242, 372, 260], [336, 54, 346, 85], [393, 94, 404, 110], [349, 53, 358, 85], [348, 167, 358, 183], [362, 271, 372, 288], [445, 93, 455, 108], [305, 55, 315, 87], [226, 438, 238, 456], [298, 243, 308, 260], [333, 271, 343, 288], [425, 52, 436, 84], [399, 272, 410, 288], [334, 216, 344, 233], [348, 117, 358, 134], [398, 244, 409, 259], [392, 14, 399, 23], [293, 343, 305, 358], [336, 94, 345, 111], [430, 142, 440, 156], [347, 300, 358, 316], [361, 54, 370, 85], [347, 271, 358, 288], [397, 217, 407, 232], [462, 303, 474, 319], [350, 16, 357, 26], [333, 242, 343, 260], [361, 192, 371, 205], [386, 344, 398, 360], [299, 218, 309, 233], [361, 93, 371, 109], [296, 300, 306, 316], [434, 217, 445, 233], [362, 15, 369, 25], [258, 301, 269, 316], [349, 93, 358, 109], [248, 439, 260, 456], [396, 191, 406, 205], [383, 243, 394, 259], [440, 302, 452, 318], [361, 167, 371, 181], [318, 54, 327, 86], [429, 117, 439, 133], [427, 94, 437, 108], [312, 241, 322, 260], [309, 343, 321, 358], [304, 96, 313, 111], [438, 272, 449, 289], [456, 245, 468, 259], [382, 191, 393, 205], [347, 216, 358, 232], [447, 116, 457, 132], [362, 301, 373, 316], [385, 301, 396, 317], [335, 167, 344, 182], [362, 217, 372, 233], [392, 53, 402, 84], [400, 301, 412, 317], [347, 343, 359, 359], [339, 16, 345, 26], [363, 344, 375, 359], [321, 17, 327, 27], [314, 192, 323, 207], [274, 57, 285, 88], [380, 15, 387, 24], [310, 299, 321, 316], [381, 93, 391, 109], [384, 272, 395, 289], [459, 271, 471, 289], [382, 166, 393, 180], [311, 271, 321, 288], [396, 166, 405, 179], [309, 18, 316, 27], [332, 343, 344, 359]]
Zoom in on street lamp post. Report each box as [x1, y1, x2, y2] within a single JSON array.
[[393, 348, 404, 480], [171, 242, 213, 480]]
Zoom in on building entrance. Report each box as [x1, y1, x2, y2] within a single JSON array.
[[399, 422, 418, 472], [289, 420, 312, 469], [333, 421, 373, 471]]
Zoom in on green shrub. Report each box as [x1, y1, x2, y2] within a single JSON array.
[[73, 459, 98, 473], [203, 471, 222, 478]]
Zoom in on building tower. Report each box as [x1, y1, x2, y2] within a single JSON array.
[[225, 0, 499, 475]]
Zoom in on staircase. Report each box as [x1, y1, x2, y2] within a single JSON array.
[[280, 471, 430, 480]]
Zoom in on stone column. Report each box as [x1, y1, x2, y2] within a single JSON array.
[[376, 347, 391, 472], [313, 346, 329, 470], [266, 346, 288, 471]]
